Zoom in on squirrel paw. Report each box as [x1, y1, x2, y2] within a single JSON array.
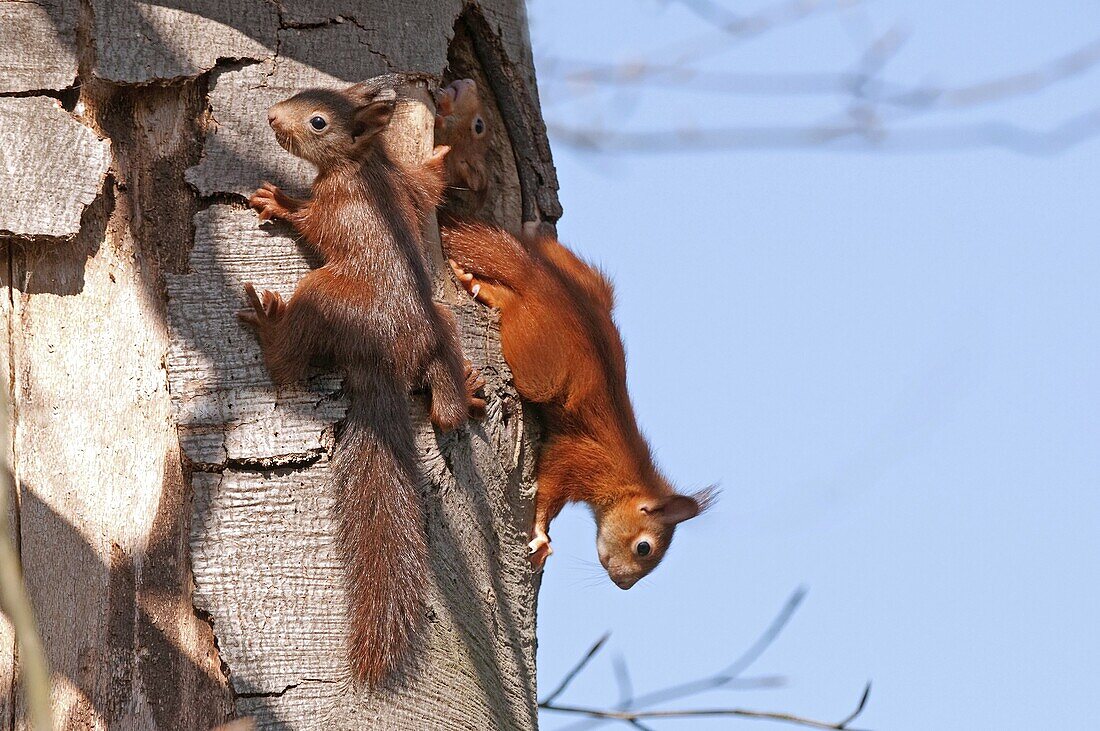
[[448, 260, 500, 308], [238, 282, 286, 330], [528, 531, 552, 570], [464, 361, 487, 420], [429, 144, 451, 167], [249, 182, 290, 222]]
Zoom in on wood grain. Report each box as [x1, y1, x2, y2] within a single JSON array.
[[0, 0, 79, 93], [0, 98, 110, 239], [91, 0, 277, 83]]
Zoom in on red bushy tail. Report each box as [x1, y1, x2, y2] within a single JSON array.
[[332, 369, 428, 686]]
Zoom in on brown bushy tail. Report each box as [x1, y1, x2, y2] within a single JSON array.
[[441, 221, 534, 291], [332, 368, 428, 687]]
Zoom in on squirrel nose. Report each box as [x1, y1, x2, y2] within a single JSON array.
[[267, 110, 278, 128]]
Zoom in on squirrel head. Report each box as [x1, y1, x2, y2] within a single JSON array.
[[434, 78, 491, 202], [266, 82, 398, 170], [595, 487, 715, 589]]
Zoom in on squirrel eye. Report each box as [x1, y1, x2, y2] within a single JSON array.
[[635, 541, 651, 557], [473, 117, 485, 136], [309, 115, 328, 132]]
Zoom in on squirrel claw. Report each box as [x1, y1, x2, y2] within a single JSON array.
[[463, 361, 487, 419], [448, 260, 496, 307], [249, 182, 289, 221], [237, 309, 261, 327], [240, 282, 285, 330], [528, 533, 552, 570]]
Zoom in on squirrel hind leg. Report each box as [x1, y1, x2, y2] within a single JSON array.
[[424, 309, 471, 433], [426, 357, 468, 432]]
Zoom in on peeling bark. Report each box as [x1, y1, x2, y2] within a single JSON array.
[[0, 1, 559, 728], [0, 0, 79, 93], [0, 97, 110, 239]]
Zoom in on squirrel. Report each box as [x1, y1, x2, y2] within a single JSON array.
[[239, 76, 485, 686], [434, 80, 713, 589], [434, 78, 492, 216]]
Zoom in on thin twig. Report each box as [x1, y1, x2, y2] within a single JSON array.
[[548, 105, 1100, 155], [540, 2, 1100, 155], [612, 653, 634, 709], [542, 684, 873, 731], [539, 0, 860, 103], [659, 0, 856, 64], [541, 632, 611, 706], [620, 586, 806, 712], [837, 683, 872, 727], [720, 585, 806, 677], [543, 588, 853, 731], [541, 35, 1100, 110]]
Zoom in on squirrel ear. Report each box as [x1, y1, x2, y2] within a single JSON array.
[[640, 488, 716, 526], [656, 495, 702, 525], [352, 89, 397, 141]]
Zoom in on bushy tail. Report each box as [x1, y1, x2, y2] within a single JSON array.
[[441, 220, 533, 291], [332, 369, 428, 687]]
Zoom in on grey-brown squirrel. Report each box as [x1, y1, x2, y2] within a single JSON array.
[[239, 75, 484, 686]]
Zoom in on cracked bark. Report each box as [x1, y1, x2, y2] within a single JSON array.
[[0, 1, 558, 729]]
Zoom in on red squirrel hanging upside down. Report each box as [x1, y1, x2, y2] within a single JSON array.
[[435, 79, 714, 589], [239, 76, 484, 686]]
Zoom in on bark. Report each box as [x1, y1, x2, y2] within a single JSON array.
[[0, 1, 559, 729]]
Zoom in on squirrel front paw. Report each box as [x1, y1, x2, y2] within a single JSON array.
[[528, 530, 552, 570], [249, 182, 291, 221], [238, 282, 286, 331]]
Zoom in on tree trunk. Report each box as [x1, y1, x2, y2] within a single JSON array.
[[0, 1, 559, 728]]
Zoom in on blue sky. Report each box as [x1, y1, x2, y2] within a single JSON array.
[[524, 2, 1100, 729]]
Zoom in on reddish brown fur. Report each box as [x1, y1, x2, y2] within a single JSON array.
[[442, 222, 713, 589], [433, 78, 492, 216], [239, 76, 483, 686], [434, 79, 710, 588]]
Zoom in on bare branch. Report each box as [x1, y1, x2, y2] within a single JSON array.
[[539, 0, 1100, 156], [541, 36, 1100, 111], [619, 586, 805, 712], [542, 685, 873, 731], [538, 588, 868, 731], [871, 36, 1100, 111], [548, 105, 1100, 155], [720, 585, 806, 678], [846, 25, 910, 101], [838, 683, 873, 728], [659, 0, 859, 62], [612, 653, 634, 709], [547, 589, 804, 731], [542, 0, 859, 91]]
